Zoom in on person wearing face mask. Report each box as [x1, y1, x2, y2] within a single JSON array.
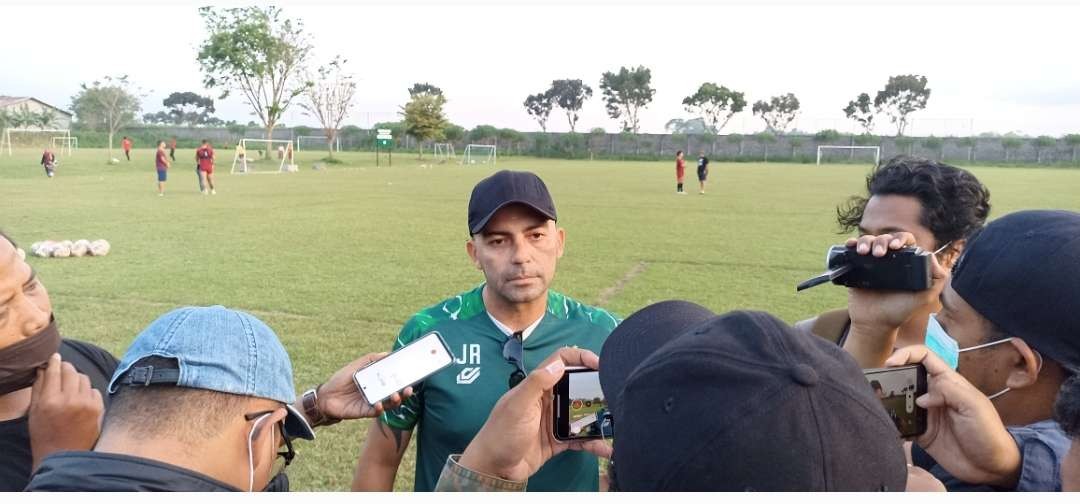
[[844, 210, 1080, 490], [25, 305, 411, 491], [0, 231, 118, 491], [796, 156, 991, 348]]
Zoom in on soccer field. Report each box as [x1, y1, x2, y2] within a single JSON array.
[[3, 148, 1079, 490]]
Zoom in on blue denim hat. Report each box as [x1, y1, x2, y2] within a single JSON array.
[[108, 306, 315, 440]]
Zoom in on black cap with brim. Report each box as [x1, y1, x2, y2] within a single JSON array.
[[468, 170, 557, 235], [599, 300, 716, 422]]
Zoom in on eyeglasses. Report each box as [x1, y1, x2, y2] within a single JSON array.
[[503, 331, 526, 389], [245, 409, 296, 474]]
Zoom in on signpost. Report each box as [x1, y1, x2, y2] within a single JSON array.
[[376, 129, 392, 167]]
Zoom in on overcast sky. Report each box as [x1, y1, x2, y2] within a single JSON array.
[[4, 1, 1079, 136]]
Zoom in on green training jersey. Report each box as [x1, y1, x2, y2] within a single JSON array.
[[380, 284, 620, 491]]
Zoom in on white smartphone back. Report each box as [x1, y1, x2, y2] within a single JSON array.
[[353, 332, 453, 405]]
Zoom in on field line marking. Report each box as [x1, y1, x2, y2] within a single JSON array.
[[596, 261, 647, 307]]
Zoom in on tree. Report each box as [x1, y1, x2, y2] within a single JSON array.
[[547, 79, 592, 133], [470, 124, 499, 145], [300, 56, 357, 159], [197, 6, 312, 143], [10, 105, 36, 129], [842, 93, 875, 134], [752, 93, 800, 133], [443, 124, 466, 144], [70, 75, 143, 160], [682, 83, 746, 134], [874, 74, 930, 136], [523, 91, 554, 132], [599, 65, 655, 133], [922, 136, 944, 160], [755, 132, 777, 161], [1001, 136, 1023, 162], [408, 83, 443, 98], [159, 91, 218, 126], [956, 137, 977, 162], [727, 133, 745, 156], [664, 117, 708, 135], [400, 92, 449, 159], [814, 129, 842, 143], [1032, 136, 1056, 164], [33, 109, 57, 130], [227, 123, 247, 141], [0, 109, 11, 131], [498, 128, 525, 155], [789, 137, 804, 158], [894, 137, 915, 155], [1064, 134, 1080, 163]]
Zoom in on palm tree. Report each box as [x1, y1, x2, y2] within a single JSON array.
[[35, 109, 57, 130], [11, 105, 35, 129]]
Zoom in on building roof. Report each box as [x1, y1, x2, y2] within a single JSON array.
[[0, 96, 73, 116]]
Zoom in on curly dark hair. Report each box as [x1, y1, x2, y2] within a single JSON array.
[[837, 156, 991, 248], [1055, 375, 1080, 439]]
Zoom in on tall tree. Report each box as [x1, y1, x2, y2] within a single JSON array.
[[408, 83, 443, 98], [548, 79, 592, 133], [664, 117, 709, 135], [956, 137, 977, 162], [400, 92, 449, 159], [301, 56, 357, 159], [682, 83, 746, 134], [1032, 136, 1056, 164], [70, 75, 142, 160], [197, 6, 312, 142], [161, 92, 218, 126], [33, 109, 58, 130], [842, 92, 875, 134], [1064, 134, 1080, 163], [874, 74, 930, 136], [523, 91, 554, 132], [752, 93, 800, 133], [599, 65, 655, 133]]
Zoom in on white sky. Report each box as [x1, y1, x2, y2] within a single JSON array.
[[4, 0, 1080, 136]]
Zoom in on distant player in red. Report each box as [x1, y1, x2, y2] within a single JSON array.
[[40, 149, 56, 178], [155, 140, 171, 196], [169, 137, 177, 161], [195, 139, 216, 195], [121, 136, 133, 161], [675, 150, 687, 194]]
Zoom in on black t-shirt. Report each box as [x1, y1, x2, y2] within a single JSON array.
[[697, 156, 709, 170], [0, 339, 118, 491]]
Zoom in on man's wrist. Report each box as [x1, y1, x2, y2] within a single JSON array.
[[300, 385, 341, 428], [844, 322, 900, 368]]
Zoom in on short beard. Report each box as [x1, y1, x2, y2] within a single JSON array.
[[494, 282, 547, 305]]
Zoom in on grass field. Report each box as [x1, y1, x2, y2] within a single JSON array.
[[3, 147, 1079, 490]]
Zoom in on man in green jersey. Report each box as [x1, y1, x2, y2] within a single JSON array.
[[352, 170, 620, 492]]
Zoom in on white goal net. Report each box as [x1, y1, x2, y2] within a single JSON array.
[[461, 144, 496, 165], [51, 136, 78, 156], [232, 139, 296, 174], [434, 143, 455, 163], [296, 135, 339, 152], [2, 128, 72, 155], [816, 145, 880, 166]]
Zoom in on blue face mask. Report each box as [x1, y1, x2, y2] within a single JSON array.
[[924, 314, 959, 369]]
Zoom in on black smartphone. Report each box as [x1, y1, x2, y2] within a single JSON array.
[[863, 364, 928, 438], [553, 368, 613, 441]]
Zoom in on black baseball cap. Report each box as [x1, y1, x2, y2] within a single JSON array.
[[951, 210, 1080, 369], [467, 170, 557, 235], [600, 305, 907, 491]]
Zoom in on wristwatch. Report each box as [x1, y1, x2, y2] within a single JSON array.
[[302, 385, 341, 428]]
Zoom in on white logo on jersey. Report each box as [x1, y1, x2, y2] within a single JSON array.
[[457, 367, 481, 384], [454, 344, 482, 384]]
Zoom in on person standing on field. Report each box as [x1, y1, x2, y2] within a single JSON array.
[[40, 149, 56, 178], [155, 141, 170, 196], [697, 151, 709, 194], [121, 137, 133, 161], [195, 139, 216, 195], [675, 150, 686, 194], [169, 137, 177, 162]]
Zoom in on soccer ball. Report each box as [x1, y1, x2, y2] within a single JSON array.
[[52, 243, 71, 258], [470, 160, 476, 164], [89, 239, 111, 257], [71, 240, 90, 257], [109, 158, 120, 164]]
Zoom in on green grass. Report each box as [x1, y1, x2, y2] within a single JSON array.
[[4, 147, 1080, 490]]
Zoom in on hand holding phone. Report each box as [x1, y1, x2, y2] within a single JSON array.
[[864, 364, 928, 438], [353, 332, 453, 406]]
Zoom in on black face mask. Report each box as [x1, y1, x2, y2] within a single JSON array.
[[262, 471, 290, 492], [0, 318, 60, 396]]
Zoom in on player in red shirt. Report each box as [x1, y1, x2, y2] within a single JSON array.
[[195, 139, 217, 195], [675, 150, 687, 194], [155, 140, 171, 196], [121, 136, 133, 161], [40, 149, 56, 178]]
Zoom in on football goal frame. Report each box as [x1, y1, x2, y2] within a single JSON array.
[[51, 136, 78, 156], [461, 144, 496, 165], [433, 143, 455, 163], [2, 128, 72, 155], [231, 138, 294, 174], [816, 145, 880, 166], [296, 135, 340, 152]]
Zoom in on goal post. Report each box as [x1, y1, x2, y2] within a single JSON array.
[[433, 143, 455, 163], [296, 135, 339, 152], [461, 144, 496, 165], [816, 145, 880, 166], [51, 136, 78, 156], [232, 139, 295, 174], [2, 128, 72, 156]]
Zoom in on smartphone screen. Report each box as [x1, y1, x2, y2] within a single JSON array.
[[353, 332, 453, 406], [553, 368, 613, 441], [863, 364, 928, 438]]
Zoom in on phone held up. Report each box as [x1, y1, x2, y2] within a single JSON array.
[[863, 364, 928, 438], [352, 331, 453, 406], [553, 367, 614, 441]]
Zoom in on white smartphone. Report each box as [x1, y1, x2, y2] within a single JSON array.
[[352, 332, 453, 406]]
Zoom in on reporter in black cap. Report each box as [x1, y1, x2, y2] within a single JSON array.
[[844, 210, 1080, 491]]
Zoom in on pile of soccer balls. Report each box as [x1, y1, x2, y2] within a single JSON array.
[[29, 239, 111, 258]]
